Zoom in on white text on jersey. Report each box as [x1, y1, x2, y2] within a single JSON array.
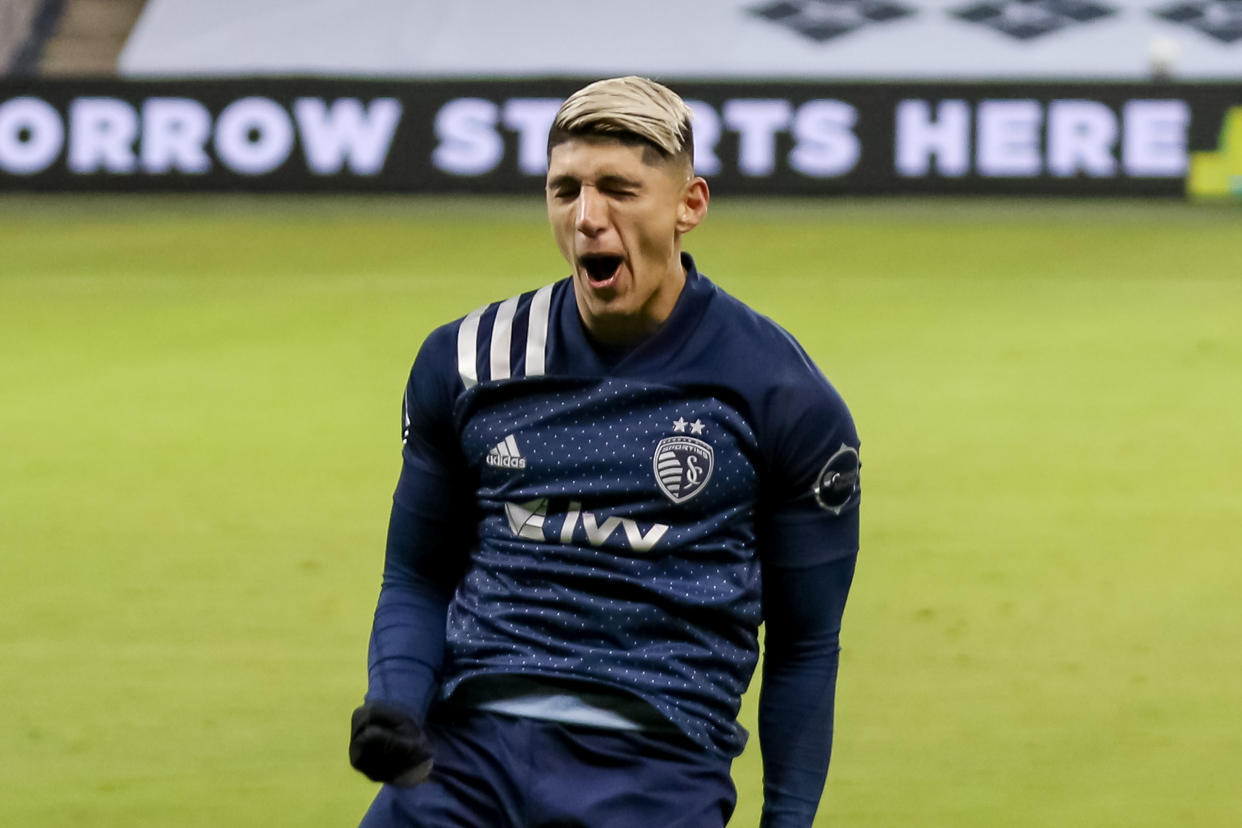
[[505, 498, 668, 553]]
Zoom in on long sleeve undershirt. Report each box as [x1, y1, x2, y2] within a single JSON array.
[[758, 552, 857, 826], [364, 499, 458, 724]]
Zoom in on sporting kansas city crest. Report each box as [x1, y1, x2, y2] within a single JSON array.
[[653, 434, 714, 504]]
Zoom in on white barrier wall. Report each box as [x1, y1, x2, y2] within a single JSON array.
[[119, 0, 1242, 80]]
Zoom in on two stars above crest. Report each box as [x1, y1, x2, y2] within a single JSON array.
[[672, 417, 706, 435]]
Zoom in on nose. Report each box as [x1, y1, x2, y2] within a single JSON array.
[[575, 186, 606, 237]]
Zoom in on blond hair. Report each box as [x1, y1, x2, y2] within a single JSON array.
[[548, 76, 694, 165]]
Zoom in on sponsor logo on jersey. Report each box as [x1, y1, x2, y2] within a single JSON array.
[[503, 498, 669, 553], [486, 434, 527, 469], [653, 429, 714, 504], [813, 443, 861, 514], [504, 498, 547, 540]]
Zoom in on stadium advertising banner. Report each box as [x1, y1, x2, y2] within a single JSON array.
[[1, 79, 1239, 197]]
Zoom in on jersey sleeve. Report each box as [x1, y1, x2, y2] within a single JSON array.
[[757, 337, 861, 568], [365, 324, 472, 722], [753, 331, 861, 825], [394, 324, 465, 520]]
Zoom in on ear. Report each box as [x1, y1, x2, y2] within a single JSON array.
[[675, 176, 710, 235]]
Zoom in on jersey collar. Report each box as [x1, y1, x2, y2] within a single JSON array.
[[556, 252, 715, 377]]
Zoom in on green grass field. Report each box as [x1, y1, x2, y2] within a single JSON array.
[[2, 195, 1239, 826]]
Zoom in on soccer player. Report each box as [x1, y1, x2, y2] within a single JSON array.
[[350, 76, 861, 827]]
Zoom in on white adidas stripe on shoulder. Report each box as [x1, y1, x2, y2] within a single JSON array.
[[489, 296, 519, 381], [456, 305, 486, 390], [526, 284, 553, 377], [457, 284, 554, 390]]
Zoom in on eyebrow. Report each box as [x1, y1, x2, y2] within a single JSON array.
[[546, 173, 644, 191], [597, 174, 642, 190]]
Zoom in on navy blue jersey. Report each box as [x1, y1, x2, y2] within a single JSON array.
[[387, 254, 860, 758]]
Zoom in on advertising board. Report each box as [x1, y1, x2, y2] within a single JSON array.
[[2, 79, 1238, 197]]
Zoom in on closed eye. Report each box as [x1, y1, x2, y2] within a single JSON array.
[[547, 175, 580, 200], [597, 175, 641, 198]]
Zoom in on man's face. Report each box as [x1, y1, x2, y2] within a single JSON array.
[[546, 137, 707, 345]]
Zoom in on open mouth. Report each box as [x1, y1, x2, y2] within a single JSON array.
[[579, 254, 624, 287]]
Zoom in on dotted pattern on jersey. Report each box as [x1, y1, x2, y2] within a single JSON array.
[[445, 376, 762, 755]]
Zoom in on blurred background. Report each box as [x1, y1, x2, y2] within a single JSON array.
[[1, 1, 1240, 826]]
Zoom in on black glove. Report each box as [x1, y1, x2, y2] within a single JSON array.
[[349, 702, 435, 787]]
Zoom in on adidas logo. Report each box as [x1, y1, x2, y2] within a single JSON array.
[[486, 434, 527, 469]]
